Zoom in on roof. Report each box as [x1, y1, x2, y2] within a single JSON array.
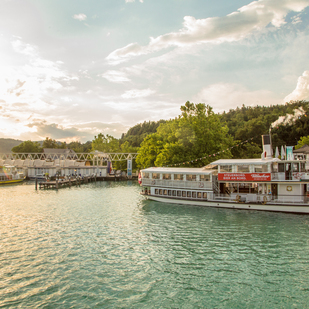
[[141, 167, 213, 174], [205, 158, 281, 167], [293, 144, 309, 154]]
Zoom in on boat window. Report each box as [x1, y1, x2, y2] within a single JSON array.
[[155, 189, 159, 195], [182, 191, 186, 197], [168, 190, 171, 196], [278, 163, 285, 172], [292, 163, 299, 172], [203, 193, 207, 199], [239, 183, 251, 193], [271, 163, 278, 173], [197, 192, 202, 198], [187, 191, 191, 198], [220, 165, 232, 172], [192, 192, 197, 198], [142, 172, 149, 179], [172, 190, 176, 196], [200, 174, 210, 181], [301, 163, 306, 172], [237, 165, 249, 172], [152, 173, 160, 179], [186, 175, 196, 181], [255, 165, 268, 172], [159, 189, 163, 195], [163, 174, 171, 180], [177, 191, 181, 197], [163, 190, 168, 195], [174, 174, 183, 181]]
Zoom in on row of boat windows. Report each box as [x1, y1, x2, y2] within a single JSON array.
[[223, 182, 270, 194], [143, 173, 210, 181], [220, 162, 306, 173], [154, 188, 208, 199], [220, 165, 268, 173]]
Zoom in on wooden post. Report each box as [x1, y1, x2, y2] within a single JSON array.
[[35, 178, 38, 190], [56, 178, 58, 190]]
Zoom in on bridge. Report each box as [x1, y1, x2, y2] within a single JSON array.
[[0, 151, 138, 165]]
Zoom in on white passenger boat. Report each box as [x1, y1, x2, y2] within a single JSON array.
[[139, 135, 309, 214], [0, 165, 25, 185]]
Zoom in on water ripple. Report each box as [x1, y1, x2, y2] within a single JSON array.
[[1, 182, 309, 307]]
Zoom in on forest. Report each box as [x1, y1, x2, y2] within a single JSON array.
[[7, 100, 309, 170]]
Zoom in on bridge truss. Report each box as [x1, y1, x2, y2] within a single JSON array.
[[0, 152, 138, 162]]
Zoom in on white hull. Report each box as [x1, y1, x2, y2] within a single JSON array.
[[144, 195, 309, 214]]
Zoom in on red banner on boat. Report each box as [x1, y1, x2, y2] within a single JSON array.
[[218, 173, 271, 181]]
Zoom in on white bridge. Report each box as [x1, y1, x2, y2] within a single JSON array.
[[0, 152, 138, 165]]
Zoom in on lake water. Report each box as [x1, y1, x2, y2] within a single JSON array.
[[1, 181, 309, 308]]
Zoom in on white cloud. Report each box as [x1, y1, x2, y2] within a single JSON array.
[[194, 83, 279, 112], [0, 37, 79, 131], [73, 13, 87, 21], [283, 71, 309, 102], [107, 0, 309, 64], [101, 70, 130, 83], [121, 88, 155, 99]]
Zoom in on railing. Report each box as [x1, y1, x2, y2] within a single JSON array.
[[142, 178, 212, 190], [212, 193, 308, 204]]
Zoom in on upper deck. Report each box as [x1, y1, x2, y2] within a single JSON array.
[[140, 167, 213, 190]]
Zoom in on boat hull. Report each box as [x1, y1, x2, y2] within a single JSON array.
[[0, 179, 24, 185], [144, 194, 309, 214]]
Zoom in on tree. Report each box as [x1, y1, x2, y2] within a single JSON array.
[[136, 102, 233, 168], [91, 133, 119, 153], [12, 140, 42, 153], [42, 137, 59, 149], [295, 136, 309, 149]]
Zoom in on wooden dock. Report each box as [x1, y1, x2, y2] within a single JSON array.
[[36, 175, 97, 190]]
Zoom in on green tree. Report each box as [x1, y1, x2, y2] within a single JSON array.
[[42, 137, 59, 149], [295, 136, 309, 149], [12, 140, 42, 153], [136, 102, 233, 168], [91, 133, 119, 152]]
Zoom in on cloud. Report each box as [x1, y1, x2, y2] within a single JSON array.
[[121, 88, 155, 99], [283, 71, 309, 102], [24, 121, 129, 142], [101, 70, 130, 83], [73, 14, 87, 21], [107, 0, 309, 64], [193, 83, 279, 112], [0, 38, 77, 106]]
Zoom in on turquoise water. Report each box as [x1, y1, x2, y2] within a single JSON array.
[[1, 181, 309, 308]]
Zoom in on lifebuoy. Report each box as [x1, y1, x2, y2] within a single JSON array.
[[199, 182, 204, 188], [152, 180, 155, 185]]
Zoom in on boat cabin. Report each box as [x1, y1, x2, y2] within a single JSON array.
[[207, 158, 308, 203]]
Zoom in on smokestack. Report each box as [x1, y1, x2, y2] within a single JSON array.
[[262, 135, 273, 159]]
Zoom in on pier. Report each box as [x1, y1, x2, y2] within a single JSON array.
[[36, 175, 97, 190]]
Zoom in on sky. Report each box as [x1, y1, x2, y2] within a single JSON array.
[[1, 0, 309, 142]]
